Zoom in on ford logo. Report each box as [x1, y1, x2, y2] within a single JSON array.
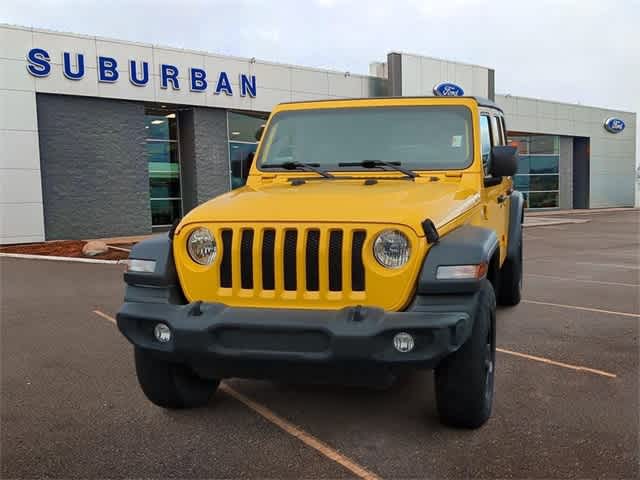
[[604, 117, 625, 134], [433, 82, 465, 97]]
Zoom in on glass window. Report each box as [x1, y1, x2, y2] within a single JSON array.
[[480, 115, 492, 165], [150, 199, 182, 227], [530, 135, 559, 154], [507, 134, 560, 209], [229, 142, 258, 189], [528, 192, 559, 208], [259, 107, 474, 171], [145, 108, 182, 227], [514, 175, 530, 190], [530, 155, 559, 174], [145, 113, 177, 140], [517, 155, 531, 175], [228, 111, 267, 143], [529, 175, 559, 191], [490, 116, 503, 146], [227, 111, 268, 189], [510, 136, 529, 155]]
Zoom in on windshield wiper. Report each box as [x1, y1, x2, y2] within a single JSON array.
[[338, 160, 417, 179], [261, 161, 335, 178]]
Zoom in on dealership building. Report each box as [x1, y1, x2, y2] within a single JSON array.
[[0, 24, 637, 244]]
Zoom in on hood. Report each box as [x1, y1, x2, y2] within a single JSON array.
[[180, 178, 480, 236]]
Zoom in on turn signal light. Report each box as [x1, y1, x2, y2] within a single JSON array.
[[436, 263, 488, 280]]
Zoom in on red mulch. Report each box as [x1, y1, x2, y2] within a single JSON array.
[[0, 240, 129, 261]]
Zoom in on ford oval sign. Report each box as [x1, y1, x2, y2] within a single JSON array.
[[604, 117, 625, 134], [433, 82, 464, 97]]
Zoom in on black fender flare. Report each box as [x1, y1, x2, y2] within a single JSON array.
[[123, 234, 186, 304], [506, 190, 525, 261], [417, 225, 499, 295]]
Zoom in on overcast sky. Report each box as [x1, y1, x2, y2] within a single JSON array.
[[2, 0, 639, 163]]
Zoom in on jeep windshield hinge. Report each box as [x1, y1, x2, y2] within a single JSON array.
[[422, 219, 440, 244]]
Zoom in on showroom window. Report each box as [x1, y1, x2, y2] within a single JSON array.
[[145, 108, 182, 227], [508, 134, 560, 209], [228, 111, 268, 189]]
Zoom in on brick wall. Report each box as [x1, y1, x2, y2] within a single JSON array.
[[36, 94, 150, 240]]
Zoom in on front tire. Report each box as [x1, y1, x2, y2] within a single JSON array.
[[434, 280, 496, 428], [134, 348, 219, 409]]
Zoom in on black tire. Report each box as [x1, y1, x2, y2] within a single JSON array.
[[134, 348, 219, 409], [434, 280, 496, 429], [498, 231, 522, 306]]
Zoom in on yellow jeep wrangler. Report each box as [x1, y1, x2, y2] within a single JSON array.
[[117, 96, 524, 428]]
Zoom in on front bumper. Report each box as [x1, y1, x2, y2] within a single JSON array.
[[117, 298, 474, 381]]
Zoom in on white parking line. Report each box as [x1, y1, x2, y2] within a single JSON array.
[[91, 309, 381, 480], [497, 348, 617, 378], [524, 273, 639, 288], [576, 261, 640, 270], [522, 299, 640, 318]]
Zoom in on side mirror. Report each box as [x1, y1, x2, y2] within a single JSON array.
[[490, 146, 518, 177], [255, 125, 265, 141]]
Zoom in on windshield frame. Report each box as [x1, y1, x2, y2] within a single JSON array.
[[254, 104, 477, 174]]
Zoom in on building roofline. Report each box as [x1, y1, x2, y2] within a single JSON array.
[[387, 51, 493, 71], [0, 23, 379, 81], [496, 92, 637, 116]]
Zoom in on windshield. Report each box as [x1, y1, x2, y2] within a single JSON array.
[[258, 106, 473, 171]]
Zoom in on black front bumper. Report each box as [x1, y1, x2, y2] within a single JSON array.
[[117, 296, 476, 381]]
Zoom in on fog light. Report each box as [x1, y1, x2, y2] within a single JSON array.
[[393, 332, 414, 353], [154, 323, 171, 343]]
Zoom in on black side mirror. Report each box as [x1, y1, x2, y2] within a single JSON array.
[[490, 146, 518, 177], [255, 125, 265, 141]]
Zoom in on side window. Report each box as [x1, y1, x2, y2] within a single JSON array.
[[500, 117, 508, 144], [480, 115, 492, 173], [490, 116, 503, 146]]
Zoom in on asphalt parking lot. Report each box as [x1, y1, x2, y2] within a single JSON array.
[[1, 210, 638, 479]]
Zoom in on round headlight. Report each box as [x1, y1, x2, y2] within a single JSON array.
[[187, 227, 217, 265], [373, 230, 411, 269]]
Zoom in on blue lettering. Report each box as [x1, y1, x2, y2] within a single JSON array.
[[129, 60, 149, 86], [98, 56, 119, 82], [160, 64, 180, 90], [215, 71, 233, 96], [26, 48, 51, 77], [240, 74, 256, 97], [62, 52, 85, 80], [190, 68, 207, 92]]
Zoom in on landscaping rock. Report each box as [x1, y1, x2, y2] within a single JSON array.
[[82, 240, 109, 257]]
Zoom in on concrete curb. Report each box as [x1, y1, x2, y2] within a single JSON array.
[[0, 253, 126, 265], [524, 219, 590, 228]]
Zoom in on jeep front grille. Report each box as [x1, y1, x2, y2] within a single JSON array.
[[216, 226, 366, 296]]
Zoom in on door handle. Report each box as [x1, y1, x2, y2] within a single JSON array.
[[497, 194, 507, 204]]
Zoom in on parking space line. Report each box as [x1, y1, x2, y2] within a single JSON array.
[[524, 273, 639, 288], [93, 310, 116, 324], [221, 383, 382, 480], [522, 299, 640, 318], [576, 261, 640, 270], [497, 348, 617, 378], [91, 309, 381, 480]]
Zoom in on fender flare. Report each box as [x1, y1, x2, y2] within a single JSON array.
[[417, 225, 499, 295], [507, 190, 525, 261]]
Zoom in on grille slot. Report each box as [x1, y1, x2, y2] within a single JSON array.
[[351, 231, 366, 291], [328, 230, 343, 291], [240, 230, 254, 289], [220, 229, 233, 288], [305, 230, 320, 291], [283, 230, 298, 291], [261, 229, 276, 290]]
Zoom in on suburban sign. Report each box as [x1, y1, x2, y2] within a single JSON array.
[[603, 117, 625, 134], [433, 82, 465, 97], [25, 47, 257, 97]]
